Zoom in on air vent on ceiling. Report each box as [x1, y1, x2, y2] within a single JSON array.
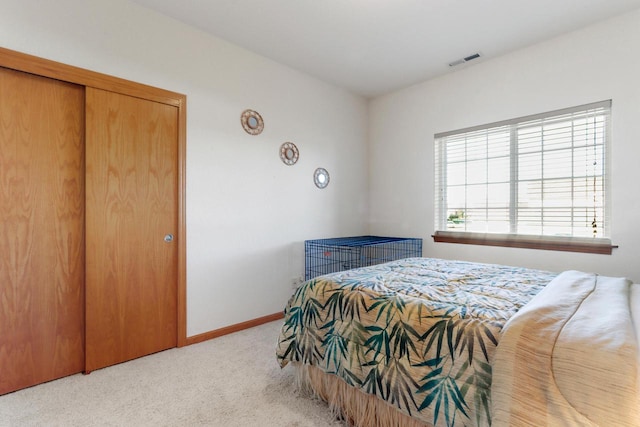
[[448, 52, 481, 67]]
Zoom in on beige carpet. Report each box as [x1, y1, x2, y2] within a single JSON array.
[[0, 321, 344, 427]]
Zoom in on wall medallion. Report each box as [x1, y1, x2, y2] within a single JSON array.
[[240, 109, 264, 135], [279, 142, 299, 166], [314, 167, 330, 189]]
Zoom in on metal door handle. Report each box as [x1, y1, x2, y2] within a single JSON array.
[[164, 234, 174, 243]]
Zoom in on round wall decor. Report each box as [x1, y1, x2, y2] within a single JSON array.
[[240, 109, 264, 135], [279, 142, 299, 166], [314, 167, 330, 189]]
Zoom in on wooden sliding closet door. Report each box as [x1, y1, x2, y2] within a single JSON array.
[[85, 87, 178, 372], [0, 67, 85, 395]]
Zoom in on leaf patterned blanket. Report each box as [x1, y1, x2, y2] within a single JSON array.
[[276, 257, 557, 426]]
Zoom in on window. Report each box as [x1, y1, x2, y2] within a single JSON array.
[[434, 100, 616, 254]]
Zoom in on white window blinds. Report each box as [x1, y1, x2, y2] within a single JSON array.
[[434, 100, 611, 240]]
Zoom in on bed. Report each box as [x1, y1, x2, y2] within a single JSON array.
[[275, 257, 639, 427]]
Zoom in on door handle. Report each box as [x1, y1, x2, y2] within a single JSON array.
[[164, 234, 174, 243]]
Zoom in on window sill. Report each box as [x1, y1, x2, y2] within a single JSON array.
[[432, 231, 617, 255]]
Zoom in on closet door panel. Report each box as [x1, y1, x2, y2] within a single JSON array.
[[85, 87, 178, 372], [0, 67, 85, 394]]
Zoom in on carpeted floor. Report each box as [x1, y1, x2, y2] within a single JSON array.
[[0, 320, 344, 427]]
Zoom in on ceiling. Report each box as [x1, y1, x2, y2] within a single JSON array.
[[130, 0, 640, 98]]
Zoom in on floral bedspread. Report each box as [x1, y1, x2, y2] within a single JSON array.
[[276, 257, 557, 426]]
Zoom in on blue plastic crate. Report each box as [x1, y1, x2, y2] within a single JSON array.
[[304, 236, 423, 280]]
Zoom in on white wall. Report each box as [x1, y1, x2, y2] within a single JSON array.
[[4, 1, 638, 337], [369, 10, 640, 283], [0, 0, 369, 336]]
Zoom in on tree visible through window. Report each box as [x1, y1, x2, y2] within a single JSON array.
[[434, 100, 612, 253]]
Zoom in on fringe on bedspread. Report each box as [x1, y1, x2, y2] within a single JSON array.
[[292, 362, 430, 427]]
